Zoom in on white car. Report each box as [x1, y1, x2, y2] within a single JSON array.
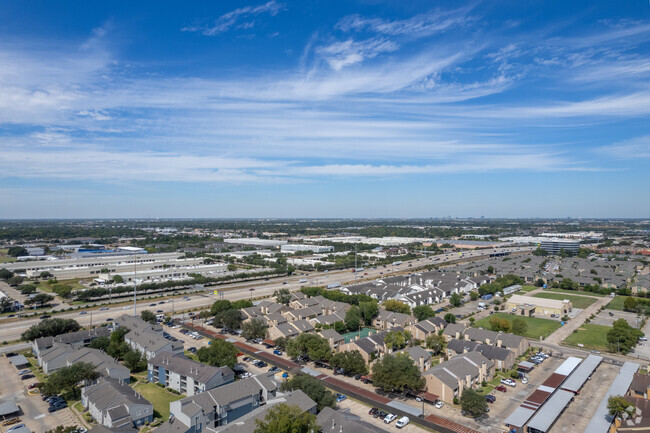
[[435, 401, 444, 409], [383, 414, 397, 424], [396, 416, 410, 428], [501, 378, 516, 387], [522, 377, 529, 384]]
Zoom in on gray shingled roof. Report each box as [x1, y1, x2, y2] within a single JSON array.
[[149, 352, 232, 384]]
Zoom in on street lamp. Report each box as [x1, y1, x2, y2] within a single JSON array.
[[250, 288, 255, 300]]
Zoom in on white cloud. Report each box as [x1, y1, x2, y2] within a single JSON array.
[[316, 37, 399, 70], [182, 1, 283, 36], [336, 7, 472, 37], [598, 136, 650, 159]]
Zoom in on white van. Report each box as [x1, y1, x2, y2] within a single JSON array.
[[396, 416, 410, 428]]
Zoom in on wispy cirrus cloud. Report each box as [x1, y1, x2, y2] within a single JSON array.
[[336, 7, 474, 37], [182, 0, 283, 36], [316, 37, 398, 71], [597, 135, 650, 159]]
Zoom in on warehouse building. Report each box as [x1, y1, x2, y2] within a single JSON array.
[[280, 244, 334, 253], [506, 294, 572, 318]]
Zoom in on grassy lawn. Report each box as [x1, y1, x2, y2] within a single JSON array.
[[474, 313, 561, 340], [132, 381, 182, 421], [533, 292, 597, 309], [607, 296, 629, 311], [521, 285, 538, 293], [564, 324, 611, 351], [544, 288, 606, 297]]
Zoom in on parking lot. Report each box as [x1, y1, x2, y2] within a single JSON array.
[[0, 356, 80, 433], [336, 397, 421, 432], [591, 309, 640, 328]]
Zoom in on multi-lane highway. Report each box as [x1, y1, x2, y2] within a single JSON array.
[[0, 246, 534, 342]]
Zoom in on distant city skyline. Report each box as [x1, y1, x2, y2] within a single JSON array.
[[1, 0, 649, 218]]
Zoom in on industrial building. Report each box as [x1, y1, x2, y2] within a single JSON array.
[[280, 244, 334, 253], [103, 263, 229, 283], [223, 238, 287, 247], [540, 239, 580, 255]]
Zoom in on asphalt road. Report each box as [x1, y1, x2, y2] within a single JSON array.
[[0, 246, 534, 342]]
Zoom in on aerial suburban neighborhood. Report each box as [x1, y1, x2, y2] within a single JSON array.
[[0, 218, 649, 433]]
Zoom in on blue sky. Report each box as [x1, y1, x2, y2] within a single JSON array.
[[1, 0, 649, 218]]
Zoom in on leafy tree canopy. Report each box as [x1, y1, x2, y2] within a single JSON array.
[[22, 318, 81, 341], [254, 403, 318, 433]]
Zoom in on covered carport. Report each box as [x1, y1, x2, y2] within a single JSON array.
[[0, 401, 20, 420]]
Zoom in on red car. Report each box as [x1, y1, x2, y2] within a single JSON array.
[[495, 385, 507, 393], [28, 383, 41, 389]]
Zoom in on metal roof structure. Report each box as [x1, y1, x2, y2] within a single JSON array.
[[0, 401, 19, 416], [561, 354, 603, 393], [554, 356, 582, 376], [527, 390, 575, 432], [517, 361, 535, 370], [8, 355, 29, 367], [386, 400, 423, 417], [503, 406, 536, 428], [583, 361, 640, 433]]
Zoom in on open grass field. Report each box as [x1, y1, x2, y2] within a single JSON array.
[[607, 295, 628, 311], [533, 292, 598, 309], [563, 324, 611, 351], [521, 285, 538, 293], [544, 288, 606, 297], [473, 312, 561, 339], [132, 381, 183, 420]]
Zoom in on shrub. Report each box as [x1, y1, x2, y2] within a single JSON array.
[[453, 397, 459, 405]]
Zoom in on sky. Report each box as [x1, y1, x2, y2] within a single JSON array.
[[1, 0, 649, 219]]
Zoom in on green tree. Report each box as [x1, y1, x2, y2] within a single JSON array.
[[41, 362, 99, 398], [425, 334, 447, 355], [254, 403, 318, 433], [512, 318, 528, 336], [88, 336, 110, 351], [24, 293, 54, 307], [227, 264, 237, 272], [18, 284, 37, 295], [624, 297, 640, 312], [449, 292, 462, 308], [359, 301, 379, 325], [371, 353, 425, 392], [45, 426, 79, 433], [123, 349, 147, 372], [460, 388, 488, 418], [607, 319, 643, 354], [210, 300, 233, 315], [329, 350, 368, 375], [274, 288, 292, 305], [608, 395, 634, 417], [280, 374, 336, 411], [232, 299, 254, 309], [7, 246, 28, 257], [197, 339, 239, 368], [274, 336, 288, 350], [444, 313, 456, 324], [489, 316, 511, 332], [344, 306, 361, 332], [286, 333, 332, 362], [7, 275, 24, 286], [384, 330, 411, 350], [0, 269, 13, 280], [469, 291, 479, 301], [22, 318, 81, 341], [140, 310, 157, 324], [113, 275, 124, 283], [242, 318, 268, 340], [383, 299, 411, 315], [533, 247, 548, 256], [487, 265, 495, 274], [39, 271, 53, 279], [413, 305, 435, 321], [214, 309, 243, 330]]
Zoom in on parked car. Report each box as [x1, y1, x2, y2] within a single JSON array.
[[4, 352, 17, 358], [48, 402, 68, 413], [354, 374, 362, 380], [384, 414, 397, 424], [336, 394, 347, 403], [522, 377, 529, 384], [369, 408, 378, 415], [396, 416, 410, 429], [273, 350, 282, 355], [105, 318, 113, 322], [20, 374, 35, 380], [269, 366, 279, 373], [7, 424, 26, 432], [17, 369, 31, 375], [495, 385, 507, 392], [501, 378, 516, 387], [2, 418, 20, 427], [485, 395, 496, 403], [28, 383, 41, 389], [435, 401, 444, 409]]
